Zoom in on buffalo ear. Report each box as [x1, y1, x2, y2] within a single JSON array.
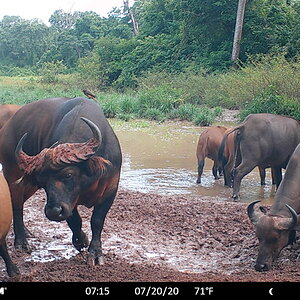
[[85, 156, 111, 176]]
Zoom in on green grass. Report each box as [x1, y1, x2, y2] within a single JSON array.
[[4, 54, 300, 125], [0, 76, 81, 105], [0, 76, 220, 126]]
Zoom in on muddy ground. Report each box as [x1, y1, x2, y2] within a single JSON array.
[[0, 188, 299, 282]]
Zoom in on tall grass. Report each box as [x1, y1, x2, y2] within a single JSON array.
[[0, 76, 219, 126], [2, 54, 300, 124], [138, 54, 300, 113]]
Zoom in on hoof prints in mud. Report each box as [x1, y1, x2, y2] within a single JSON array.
[[1, 189, 300, 282]]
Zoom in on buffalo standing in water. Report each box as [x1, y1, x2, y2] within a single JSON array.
[[223, 113, 300, 200]]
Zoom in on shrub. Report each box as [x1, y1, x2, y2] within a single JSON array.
[[38, 60, 67, 83], [142, 108, 165, 122], [168, 103, 196, 121], [192, 106, 216, 126], [100, 99, 119, 118], [239, 87, 300, 121], [138, 85, 183, 114]]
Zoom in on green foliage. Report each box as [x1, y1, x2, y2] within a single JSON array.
[[2, 0, 300, 89], [77, 53, 104, 89], [239, 87, 300, 121], [192, 107, 216, 127], [38, 60, 67, 83], [138, 85, 183, 114]]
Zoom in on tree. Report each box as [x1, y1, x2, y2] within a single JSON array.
[[232, 0, 247, 68], [49, 9, 80, 32], [0, 16, 50, 66], [123, 0, 139, 35]]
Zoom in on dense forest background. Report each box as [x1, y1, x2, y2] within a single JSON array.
[[1, 0, 300, 124]]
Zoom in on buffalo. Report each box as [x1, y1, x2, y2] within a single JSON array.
[[224, 113, 300, 200], [0, 104, 21, 130], [219, 127, 275, 187], [0, 171, 19, 277], [0, 97, 122, 265], [247, 142, 300, 272], [196, 126, 227, 184]]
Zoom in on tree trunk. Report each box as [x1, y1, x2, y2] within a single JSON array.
[[231, 0, 247, 69], [123, 0, 139, 36]]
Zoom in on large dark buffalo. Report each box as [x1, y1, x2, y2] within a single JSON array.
[[247, 142, 300, 272], [224, 113, 300, 200], [0, 97, 122, 265], [219, 127, 275, 187]]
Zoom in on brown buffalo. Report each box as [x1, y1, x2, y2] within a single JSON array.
[[0, 172, 19, 277], [247, 142, 300, 272], [0, 104, 21, 130], [219, 128, 275, 187], [0, 97, 122, 265], [196, 126, 227, 184], [224, 113, 300, 200]]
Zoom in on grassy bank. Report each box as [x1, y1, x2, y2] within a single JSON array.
[[0, 75, 222, 126], [1, 55, 300, 124]]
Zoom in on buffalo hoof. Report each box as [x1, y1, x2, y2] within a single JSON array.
[[7, 263, 20, 278], [255, 263, 269, 272], [14, 240, 31, 254], [87, 253, 105, 266], [24, 226, 34, 238], [232, 194, 240, 201], [72, 231, 89, 252], [196, 179, 201, 184]]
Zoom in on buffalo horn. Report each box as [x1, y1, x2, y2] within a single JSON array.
[[285, 204, 298, 229], [275, 204, 298, 230], [247, 200, 264, 225], [81, 117, 102, 147], [15, 118, 102, 174], [15, 132, 28, 160], [15, 133, 35, 173]]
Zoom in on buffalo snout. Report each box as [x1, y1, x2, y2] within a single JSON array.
[[44, 202, 71, 222]]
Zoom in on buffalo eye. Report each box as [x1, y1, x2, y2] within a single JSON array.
[[65, 172, 73, 179]]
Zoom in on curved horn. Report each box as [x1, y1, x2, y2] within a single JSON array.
[[15, 132, 51, 174], [247, 201, 265, 225], [15, 133, 34, 173], [15, 133, 28, 159], [276, 204, 298, 230], [285, 204, 298, 229], [46, 118, 102, 167], [81, 117, 102, 147], [14, 118, 103, 174]]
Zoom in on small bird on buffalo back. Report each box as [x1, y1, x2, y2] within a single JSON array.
[[83, 89, 97, 101]]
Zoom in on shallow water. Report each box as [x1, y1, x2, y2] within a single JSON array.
[[112, 119, 276, 204]]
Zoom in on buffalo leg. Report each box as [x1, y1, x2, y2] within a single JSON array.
[[67, 207, 89, 252], [212, 161, 220, 180], [88, 192, 116, 265], [13, 207, 30, 252], [223, 161, 233, 187], [258, 167, 266, 185], [7, 176, 37, 252], [0, 242, 19, 277], [232, 162, 256, 200], [196, 159, 205, 184], [273, 167, 282, 188]]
